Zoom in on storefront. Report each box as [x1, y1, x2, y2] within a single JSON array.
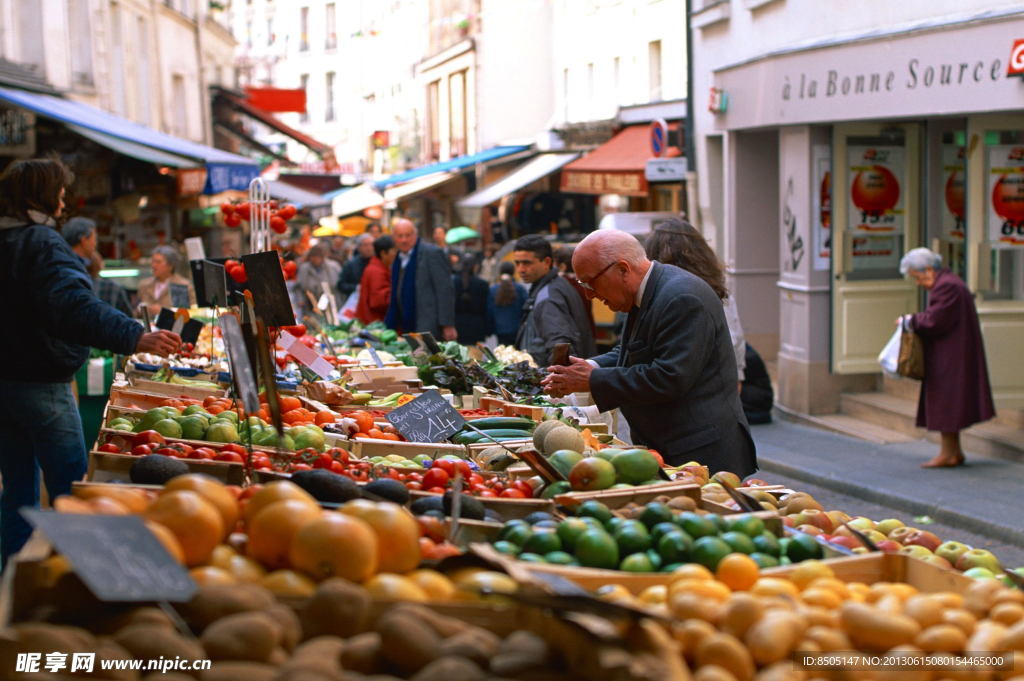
[[705, 13, 1024, 412]]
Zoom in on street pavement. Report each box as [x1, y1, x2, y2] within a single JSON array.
[[749, 418, 1024, 563]]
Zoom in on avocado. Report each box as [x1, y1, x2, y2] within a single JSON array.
[[442, 491, 486, 520], [524, 511, 558, 525], [410, 495, 444, 516], [363, 478, 410, 505], [483, 509, 504, 523], [290, 469, 360, 503], [129, 454, 189, 485]]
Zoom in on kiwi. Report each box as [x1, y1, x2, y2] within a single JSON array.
[[541, 426, 585, 457], [363, 478, 410, 505], [532, 420, 565, 450]]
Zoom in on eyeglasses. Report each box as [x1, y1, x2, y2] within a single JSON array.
[[577, 260, 618, 292]]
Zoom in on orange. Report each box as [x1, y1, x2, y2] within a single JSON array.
[[750, 577, 801, 600], [261, 569, 316, 598], [671, 564, 715, 581], [406, 569, 456, 600], [352, 411, 375, 434], [339, 500, 422, 573], [363, 573, 429, 601], [314, 410, 335, 425], [247, 499, 321, 570], [715, 553, 760, 591], [189, 566, 237, 586], [801, 587, 842, 610], [144, 491, 223, 566], [789, 559, 835, 590], [279, 396, 302, 413], [242, 480, 318, 525], [72, 485, 150, 513], [165, 474, 240, 539], [53, 496, 99, 514], [145, 521, 186, 564], [85, 496, 132, 516], [289, 511, 379, 582]]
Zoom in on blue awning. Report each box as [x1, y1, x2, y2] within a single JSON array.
[[322, 145, 531, 201], [0, 85, 260, 193]]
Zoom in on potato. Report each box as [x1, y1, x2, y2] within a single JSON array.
[[942, 608, 977, 636], [178, 583, 276, 632], [695, 632, 755, 681], [694, 666, 741, 681], [201, 611, 280, 662], [966, 620, 1007, 652], [266, 603, 301, 652], [410, 656, 486, 681], [299, 578, 371, 640], [1006, 619, 1024, 651], [754, 662, 806, 681], [375, 610, 442, 675], [721, 593, 764, 639], [389, 603, 472, 638], [745, 611, 805, 665], [274, 636, 344, 681], [199, 662, 277, 681], [341, 632, 383, 674], [93, 606, 176, 635], [990, 602, 1024, 626], [92, 638, 140, 681], [839, 602, 920, 652], [903, 594, 945, 628], [142, 674, 193, 681], [803, 625, 850, 652], [672, 619, 718, 663], [915, 624, 967, 652], [114, 624, 205, 673], [439, 628, 502, 666]]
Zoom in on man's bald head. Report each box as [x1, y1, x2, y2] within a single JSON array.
[[392, 218, 418, 253], [573, 230, 651, 313], [573, 230, 647, 271]]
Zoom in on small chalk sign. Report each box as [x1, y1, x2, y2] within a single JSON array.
[[21, 509, 196, 603], [386, 389, 466, 444], [169, 283, 191, 309], [241, 250, 294, 327], [155, 308, 203, 344]]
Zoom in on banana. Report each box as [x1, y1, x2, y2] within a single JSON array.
[[350, 392, 374, 405]]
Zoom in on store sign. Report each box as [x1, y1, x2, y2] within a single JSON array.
[[176, 168, 208, 196], [560, 170, 648, 196], [645, 157, 687, 182], [0, 107, 35, 155], [848, 145, 904, 270], [986, 145, 1024, 248], [1007, 39, 1024, 77]]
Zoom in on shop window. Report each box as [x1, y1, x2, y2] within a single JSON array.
[[926, 123, 967, 280], [325, 3, 337, 50], [844, 133, 907, 280], [448, 70, 467, 157], [299, 74, 309, 123], [648, 40, 662, 102], [68, 0, 93, 86], [426, 80, 440, 161], [299, 6, 309, 51], [980, 130, 1024, 301]]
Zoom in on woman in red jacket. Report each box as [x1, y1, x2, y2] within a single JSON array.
[[356, 235, 396, 325]]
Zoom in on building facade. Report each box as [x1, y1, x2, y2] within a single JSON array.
[[691, 0, 1024, 412]]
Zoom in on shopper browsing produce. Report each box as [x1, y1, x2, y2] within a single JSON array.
[[542, 229, 757, 477], [0, 157, 181, 567]]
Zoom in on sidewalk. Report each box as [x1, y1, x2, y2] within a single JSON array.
[[750, 419, 1024, 547]]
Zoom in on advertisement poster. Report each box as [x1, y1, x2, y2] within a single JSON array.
[[811, 145, 831, 271], [986, 144, 1024, 248], [848, 145, 905, 269], [941, 144, 966, 243]]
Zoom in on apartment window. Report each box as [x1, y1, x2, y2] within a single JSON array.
[[299, 7, 309, 51], [68, 0, 93, 86], [325, 72, 336, 122], [110, 2, 126, 116], [246, 20, 252, 47], [648, 40, 662, 101], [267, 17, 274, 45], [448, 70, 467, 157], [299, 74, 309, 122], [325, 3, 337, 50], [171, 74, 188, 137], [426, 80, 440, 161], [136, 16, 151, 125]]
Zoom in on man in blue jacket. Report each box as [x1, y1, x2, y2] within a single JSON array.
[[385, 218, 457, 341], [0, 158, 180, 566]]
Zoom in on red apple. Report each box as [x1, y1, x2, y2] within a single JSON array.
[[826, 510, 852, 528], [903, 529, 942, 552], [888, 526, 919, 544], [781, 515, 795, 528], [826, 535, 862, 551], [796, 524, 824, 536], [919, 554, 954, 571], [875, 540, 903, 553], [791, 509, 834, 533]]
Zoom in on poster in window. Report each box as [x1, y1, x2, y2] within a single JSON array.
[[847, 145, 904, 269], [986, 144, 1024, 248], [811, 144, 831, 271], [941, 144, 965, 243]]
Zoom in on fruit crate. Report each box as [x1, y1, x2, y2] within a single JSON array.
[[342, 437, 468, 460], [699, 485, 794, 515], [128, 377, 227, 400], [108, 387, 202, 410], [466, 438, 533, 456], [85, 450, 245, 485], [554, 482, 702, 511], [408, 490, 556, 521], [762, 552, 976, 594]]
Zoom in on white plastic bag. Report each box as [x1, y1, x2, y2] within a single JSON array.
[[878, 325, 902, 378]]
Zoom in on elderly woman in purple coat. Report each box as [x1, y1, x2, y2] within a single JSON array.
[[900, 248, 995, 468]]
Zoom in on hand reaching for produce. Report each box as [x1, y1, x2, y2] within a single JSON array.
[[136, 330, 182, 356], [541, 356, 593, 397]]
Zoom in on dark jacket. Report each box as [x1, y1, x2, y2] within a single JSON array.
[[453, 273, 491, 345], [385, 241, 455, 338], [516, 269, 596, 366], [487, 280, 528, 338], [338, 254, 369, 296], [910, 268, 994, 432], [0, 218, 144, 382], [589, 263, 757, 477]]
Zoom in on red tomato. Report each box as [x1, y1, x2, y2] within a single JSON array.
[[290, 463, 313, 472], [422, 467, 450, 489], [453, 460, 473, 480], [326, 447, 349, 465], [98, 443, 122, 454], [224, 259, 240, 270], [221, 443, 247, 456], [476, 489, 497, 497], [468, 473, 484, 487], [224, 213, 242, 228], [278, 204, 297, 220], [282, 261, 298, 280], [227, 264, 248, 284], [189, 447, 217, 460], [405, 481, 422, 490], [251, 453, 272, 469], [311, 453, 334, 469], [269, 200, 280, 209], [425, 486, 447, 495], [130, 444, 153, 456], [270, 216, 288, 234], [132, 430, 166, 447], [406, 472, 422, 483], [156, 447, 185, 458], [215, 451, 244, 463], [220, 202, 234, 215], [329, 460, 346, 474], [236, 203, 251, 221], [500, 488, 526, 499], [512, 481, 535, 499], [432, 459, 456, 476]]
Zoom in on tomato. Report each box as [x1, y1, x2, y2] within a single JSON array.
[[215, 451, 244, 463], [189, 447, 217, 460], [269, 216, 288, 234], [453, 460, 473, 480], [130, 444, 153, 456], [97, 443, 122, 454], [132, 430, 166, 447], [329, 460, 346, 474], [220, 202, 234, 215], [422, 468, 450, 489], [278, 204, 297, 220], [311, 452, 334, 470], [155, 446, 184, 458], [470, 483, 491, 495], [405, 481, 422, 491], [250, 453, 272, 469], [467, 473, 484, 487], [290, 463, 312, 472], [220, 443, 247, 456], [425, 486, 446, 495], [512, 481, 535, 499], [432, 459, 456, 477], [476, 489, 497, 497], [406, 472, 422, 483], [227, 264, 248, 284], [500, 488, 526, 499], [236, 202, 251, 220], [326, 447, 349, 465], [282, 261, 298, 280], [224, 213, 242, 228]]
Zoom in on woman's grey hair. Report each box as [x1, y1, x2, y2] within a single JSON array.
[[61, 217, 95, 247], [899, 247, 942, 275], [152, 245, 180, 270]]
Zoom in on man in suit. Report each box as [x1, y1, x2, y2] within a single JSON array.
[[542, 230, 757, 477], [385, 218, 457, 340]]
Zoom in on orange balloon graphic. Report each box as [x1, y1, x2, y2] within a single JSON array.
[[851, 165, 900, 215]]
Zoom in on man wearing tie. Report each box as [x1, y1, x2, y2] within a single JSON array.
[[542, 230, 757, 477]]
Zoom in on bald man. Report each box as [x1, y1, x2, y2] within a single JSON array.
[[542, 230, 757, 477], [384, 218, 457, 340]]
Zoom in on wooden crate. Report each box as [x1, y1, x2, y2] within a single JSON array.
[[555, 482, 702, 511], [344, 438, 467, 460], [345, 364, 419, 385], [86, 450, 245, 485], [128, 378, 226, 399], [408, 490, 555, 521], [763, 552, 976, 594]]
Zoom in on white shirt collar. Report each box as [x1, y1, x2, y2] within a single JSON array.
[[636, 262, 654, 308]]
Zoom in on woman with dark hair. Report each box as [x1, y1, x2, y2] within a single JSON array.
[[487, 261, 528, 347], [452, 253, 491, 344], [645, 218, 747, 384], [0, 158, 179, 565]]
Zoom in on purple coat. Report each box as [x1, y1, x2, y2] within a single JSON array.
[[910, 269, 995, 432]]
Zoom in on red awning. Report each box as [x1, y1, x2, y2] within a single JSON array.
[[560, 123, 680, 197], [223, 93, 332, 156], [244, 87, 307, 113]]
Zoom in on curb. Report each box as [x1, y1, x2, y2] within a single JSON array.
[[757, 455, 1024, 547]]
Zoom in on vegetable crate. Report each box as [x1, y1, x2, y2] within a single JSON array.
[[341, 438, 468, 460], [554, 482, 702, 511], [127, 378, 227, 400], [85, 450, 245, 485]]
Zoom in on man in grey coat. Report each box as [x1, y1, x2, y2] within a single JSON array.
[[542, 230, 757, 477], [385, 218, 457, 340], [513, 234, 596, 366]]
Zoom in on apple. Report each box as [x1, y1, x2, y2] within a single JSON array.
[[955, 549, 1002, 574], [919, 554, 954, 571], [846, 517, 876, 532], [903, 530, 942, 552], [781, 515, 795, 528], [876, 540, 903, 553], [791, 509, 834, 533], [826, 510, 852, 528], [875, 518, 905, 536], [888, 526, 920, 545], [852, 547, 869, 554], [712, 471, 742, 488], [935, 541, 970, 566], [781, 492, 824, 514], [742, 478, 769, 487], [899, 545, 934, 560], [962, 567, 996, 580], [863, 530, 888, 545], [796, 524, 824, 536], [826, 535, 862, 551]]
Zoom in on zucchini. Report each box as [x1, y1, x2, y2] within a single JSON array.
[[452, 428, 534, 444], [467, 417, 535, 432]]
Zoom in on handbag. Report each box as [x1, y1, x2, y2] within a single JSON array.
[[897, 316, 925, 380]]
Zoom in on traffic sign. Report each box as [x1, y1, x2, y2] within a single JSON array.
[[649, 118, 669, 158]]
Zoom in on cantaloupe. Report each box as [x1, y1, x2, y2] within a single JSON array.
[[542, 426, 585, 457]]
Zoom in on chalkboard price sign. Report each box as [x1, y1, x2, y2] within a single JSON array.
[[169, 283, 191, 309], [22, 510, 196, 603], [385, 390, 465, 444]]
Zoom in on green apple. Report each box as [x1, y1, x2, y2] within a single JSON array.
[[846, 517, 876, 532], [955, 548, 1002, 574], [899, 545, 934, 560], [875, 518, 905, 536], [962, 567, 996, 580], [935, 541, 970, 566]]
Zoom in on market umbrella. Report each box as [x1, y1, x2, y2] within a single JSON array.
[[446, 225, 480, 245]]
